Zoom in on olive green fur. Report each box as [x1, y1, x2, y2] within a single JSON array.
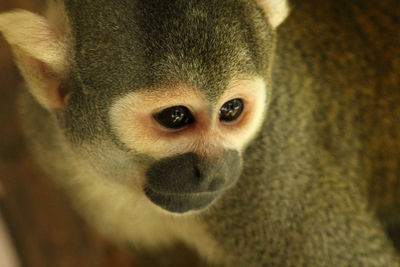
[[15, 0, 400, 266]]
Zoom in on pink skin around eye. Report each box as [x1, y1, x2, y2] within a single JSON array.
[[109, 78, 266, 157]]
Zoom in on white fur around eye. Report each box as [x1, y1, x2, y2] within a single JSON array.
[[109, 85, 207, 158], [109, 78, 267, 158], [216, 78, 267, 151]]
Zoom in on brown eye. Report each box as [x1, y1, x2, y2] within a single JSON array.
[[153, 106, 194, 129], [219, 98, 244, 122]]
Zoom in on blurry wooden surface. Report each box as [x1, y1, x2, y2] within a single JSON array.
[[0, 1, 203, 266]]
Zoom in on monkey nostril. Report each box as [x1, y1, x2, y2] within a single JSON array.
[[193, 165, 201, 179]]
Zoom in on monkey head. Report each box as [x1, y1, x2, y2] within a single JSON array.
[[0, 0, 288, 214]]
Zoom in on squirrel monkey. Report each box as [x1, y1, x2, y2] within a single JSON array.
[[0, 0, 399, 265]]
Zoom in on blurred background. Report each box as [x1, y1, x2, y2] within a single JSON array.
[[0, 1, 203, 266]]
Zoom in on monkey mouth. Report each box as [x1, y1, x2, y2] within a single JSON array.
[[144, 186, 221, 213]]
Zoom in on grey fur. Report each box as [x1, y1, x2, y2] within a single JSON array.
[[13, 0, 400, 266]]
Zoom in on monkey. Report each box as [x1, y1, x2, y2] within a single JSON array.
[[0, 0, 400, 265]]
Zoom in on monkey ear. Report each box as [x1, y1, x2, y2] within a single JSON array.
[[0, 9, 67, 110], [256, 0, 290, 28]]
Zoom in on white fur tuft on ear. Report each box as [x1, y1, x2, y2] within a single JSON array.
[[0, 9, 65, 72], [0, 9, 67, 109], [256, 0, 290, 28]]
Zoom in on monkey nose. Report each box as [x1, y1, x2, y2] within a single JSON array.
[[146, 152, 227, 194]]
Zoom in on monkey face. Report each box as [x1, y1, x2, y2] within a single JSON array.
[[108, 78, 267, 213], [49, 0, 274, 215]]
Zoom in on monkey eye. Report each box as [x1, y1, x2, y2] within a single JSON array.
[[153, 106, 195, 129], [219, 98, 244, 122]]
